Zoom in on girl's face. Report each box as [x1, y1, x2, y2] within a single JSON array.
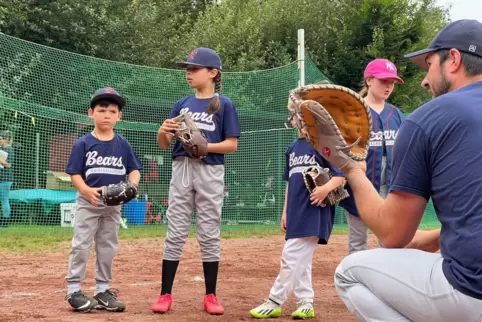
[[185, 65, 217, 89], [0, 138, 8, 146], [366, 77, 396, 100]]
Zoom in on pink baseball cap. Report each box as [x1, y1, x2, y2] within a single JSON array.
[[364, 59, 404, 84]]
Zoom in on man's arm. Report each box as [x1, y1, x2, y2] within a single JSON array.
[[345, 170, 427, 247], [345, 120, 431, 248], [405, 228, 441, 252]]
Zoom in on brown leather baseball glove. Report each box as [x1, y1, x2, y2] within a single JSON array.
[[172, 112, 208, 159], [288, 84, 372, 170], [302, 166, 349, 206]]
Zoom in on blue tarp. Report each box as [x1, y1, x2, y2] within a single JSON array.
[[9, 189, 77, 204]]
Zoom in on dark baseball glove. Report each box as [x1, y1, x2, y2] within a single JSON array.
[[302, 166, 349, 206], [288, 84, 372, 170], [172, 112, 208, 159], [101, 180, 138, 206]]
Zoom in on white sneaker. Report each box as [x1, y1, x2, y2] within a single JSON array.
[[249, 299, 282, 319], [291, 300, 315, 319]]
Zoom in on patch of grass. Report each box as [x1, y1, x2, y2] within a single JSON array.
[[0, 224, 349, 253]]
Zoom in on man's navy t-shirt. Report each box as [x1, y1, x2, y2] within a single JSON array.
[[390, 81, 482, 300], [169, 95, 241, 165]]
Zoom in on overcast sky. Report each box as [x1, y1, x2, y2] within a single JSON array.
[[437, 0, 482, 22]]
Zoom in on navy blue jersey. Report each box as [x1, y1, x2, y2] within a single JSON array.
[[283, 138, 344, 244], [169, 94, 241, 165], [390, 81, 482, 300], [340, 103, 404, 216], [66, 133, 143, 188]]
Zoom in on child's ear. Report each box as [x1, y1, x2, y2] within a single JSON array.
[[209, 68, 218, 78], [118, 111, 123, 120], [88, 108, 94, 119]]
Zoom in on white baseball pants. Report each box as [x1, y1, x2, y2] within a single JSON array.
[[335, 248, 482, 322], [269, 236, 319, 305]]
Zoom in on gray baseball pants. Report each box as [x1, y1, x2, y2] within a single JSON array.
[[66, 194, 122, 289], [335, 248, 482, 321], [163, 157, 225, 262], [345, 156, 386, 254]]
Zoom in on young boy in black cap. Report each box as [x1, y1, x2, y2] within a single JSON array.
[[64, 87, 143, 313]]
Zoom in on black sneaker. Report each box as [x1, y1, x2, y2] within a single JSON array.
[[94, 289, 126, 312], [65, 290, 98, 313]]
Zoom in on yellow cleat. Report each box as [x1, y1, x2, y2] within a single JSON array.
[[291, 302, 315, 320], [249, 300, 282, 319]]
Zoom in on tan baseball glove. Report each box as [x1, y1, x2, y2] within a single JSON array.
[[302, 166, 349, 206], [288, 84, 372, 170], [172, 112, 208, 159]]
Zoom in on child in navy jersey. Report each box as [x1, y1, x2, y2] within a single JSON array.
[[152, 48, 240, 315], [249, 111, 345, 319], [64, 88, 143, 313]]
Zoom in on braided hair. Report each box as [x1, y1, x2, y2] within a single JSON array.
[[207, 71, 222, 114]]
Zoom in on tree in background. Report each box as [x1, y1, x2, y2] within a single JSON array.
[[0, 0, 450, 112]]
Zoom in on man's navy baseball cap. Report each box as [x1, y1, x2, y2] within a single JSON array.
[[175, 48, 222, 70], [405, 19, 482, 71], [90, 87, 126, 109]]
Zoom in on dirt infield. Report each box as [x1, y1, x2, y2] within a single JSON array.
[[0, 234, 379, 322]]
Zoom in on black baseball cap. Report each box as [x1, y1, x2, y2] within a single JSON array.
[[90, 87, 126, 109], [175, 48, 222, 70], [405, 19, 482, 70]]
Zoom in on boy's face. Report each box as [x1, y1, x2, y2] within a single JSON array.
[[88, 104, 122, 131]]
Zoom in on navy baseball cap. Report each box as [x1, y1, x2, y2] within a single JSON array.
[[175, 48, 222, 70], [405, 19, 482, 70], [90, 87, 126, 109]]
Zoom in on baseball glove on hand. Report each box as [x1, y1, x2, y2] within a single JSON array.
[[101, 181, 138, 206], [172, 112, 208, 159], [288, 84, 372, 170], [302, 166, 349, 206]]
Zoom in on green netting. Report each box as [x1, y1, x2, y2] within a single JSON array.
[[0, 33, 439, 236]]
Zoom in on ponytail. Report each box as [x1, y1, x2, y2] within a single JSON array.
[[359, 85, 368, 97], [358, 78, 369, 97], [207, 71, 222, 114]]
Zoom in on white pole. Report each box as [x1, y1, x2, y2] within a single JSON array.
[[297, 29, 305, 87], [35, 132, 39, 188]]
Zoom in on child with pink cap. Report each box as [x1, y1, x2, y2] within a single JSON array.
[[339, 58, 405, 254]]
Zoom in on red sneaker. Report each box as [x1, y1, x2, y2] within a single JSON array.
[[151, 294, 172, 313], [203, 294, 224, 315]]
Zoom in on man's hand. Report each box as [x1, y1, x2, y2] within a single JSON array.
[[344, 160, 367, 175], [405, 229, 440, 253], [81, 187, 102, 207], [310, 186, 329, 206], [281, 213, 287, 233]]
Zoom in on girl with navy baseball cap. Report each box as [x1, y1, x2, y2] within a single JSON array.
[[153, 48, 240, 315]]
